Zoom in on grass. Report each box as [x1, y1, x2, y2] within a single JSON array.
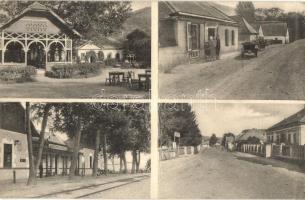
[[0, 81, 149, 99]]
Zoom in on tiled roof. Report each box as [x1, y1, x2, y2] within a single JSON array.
[[159, 1, 236, 24], [252, 21, 288, 37], [236, 129, 266, 141], [231, 15, 257, 34], [0, 2, 81, 37], [267, 108, 305, 131]]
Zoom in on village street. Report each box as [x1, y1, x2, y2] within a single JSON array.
[[0, 173, 150, 198], [160, 40, 305, 100], [159, 148, 305, 199]]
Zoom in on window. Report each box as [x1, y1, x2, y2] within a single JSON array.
[[293, 133, 297, 144], [159, 19, 177, 47], [225, 29, 229, 46], [3, 144, 12, 168], [231, 30, 235, 45], [208, 28, 216, 40], [187, 23, 199, 51]]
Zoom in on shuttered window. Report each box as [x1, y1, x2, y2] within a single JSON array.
[[225, 29, 229, 46]]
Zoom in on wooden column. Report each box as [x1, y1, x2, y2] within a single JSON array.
[[1, 31, 4, 64]]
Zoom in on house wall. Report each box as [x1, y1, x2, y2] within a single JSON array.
[[77, 49, 123, 63], [102, 151, 151, 172], [159, 20, 239, 71], [266, 125, 304, 145], [79, 147, 95, 175], [159, 20, 189, 71], [218, 25, 239, 55], [0, 129, 29, 182], [264, 36, 286, 44]]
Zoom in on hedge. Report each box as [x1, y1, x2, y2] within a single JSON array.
[[45, 63, 104, 79], [0, 66, 37, 83]]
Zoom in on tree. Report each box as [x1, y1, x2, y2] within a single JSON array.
[[0, 1, 132, 38], [123, 29, 151, 66], [26, 102, 36, 185], [159, 104, 202, 149], [209, 134, 218, 147], [51, 103, 92, 179], [31, 103, 52, 180], [221, 132, 235, 147], [255, 7, 285, 21], [125, 104, 150, 173], [236, 2, 256, 22]]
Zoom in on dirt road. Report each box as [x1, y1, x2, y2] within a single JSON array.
[[159, 40, 305, 100], [159, 148, 305, 198]]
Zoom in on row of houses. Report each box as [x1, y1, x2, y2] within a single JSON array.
[[159, 1, 289, 70], [0, 103, 150, 183]]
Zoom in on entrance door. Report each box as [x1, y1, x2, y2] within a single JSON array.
[[27, 42, 46, 69], [3, 144, 12, 168]]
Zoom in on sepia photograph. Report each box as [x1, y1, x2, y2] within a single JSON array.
[[0, 102, 151, 198], [0, 1, 151, 99], [159, 103, 305, 199], [159, 1, 305, 100]]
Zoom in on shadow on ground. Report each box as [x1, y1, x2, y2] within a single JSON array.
[[234, 153, 305, 174]]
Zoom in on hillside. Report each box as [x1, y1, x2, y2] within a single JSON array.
[[123, 7, 151, 36]]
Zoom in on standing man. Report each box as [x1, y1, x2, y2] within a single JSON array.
[[216, 34, 221, 60]]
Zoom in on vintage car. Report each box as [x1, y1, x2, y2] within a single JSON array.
[[241, 42, 259, 57]]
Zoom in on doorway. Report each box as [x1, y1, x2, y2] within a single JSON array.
[[27, 42, 46, 69]]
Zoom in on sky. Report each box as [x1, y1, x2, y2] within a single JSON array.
[[131, 1, 151, 11], [217, 1, 305, 12], [193, 103, 304, 137]]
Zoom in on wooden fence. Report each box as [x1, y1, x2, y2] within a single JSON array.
[[241, 143, 305, 161]]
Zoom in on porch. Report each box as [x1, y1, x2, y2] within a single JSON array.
[[0, 31, 73, 70]]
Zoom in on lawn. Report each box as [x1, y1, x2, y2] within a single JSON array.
[[0, 81, 149, 99]]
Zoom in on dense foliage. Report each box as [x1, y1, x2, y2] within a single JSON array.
[[45, 63, 103, 79], [0, 66, 36, 82], [0, 1, 132, 38], [236, 1, 305, 42], [159, 103, 202, 147], [123, 29, 151, 68]]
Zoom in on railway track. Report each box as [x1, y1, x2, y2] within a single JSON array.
[[33, 174, 149, 198]]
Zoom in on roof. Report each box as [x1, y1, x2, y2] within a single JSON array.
[[253, 21, 288, 37], [236, 129, 266, 142], [159, 1, 237, 24], [77, 38, 122, 50], [267, 108, 305, 131], [205, 2, 236, 16], [231, 15, 257, 35], [0, 2, 81, 38]]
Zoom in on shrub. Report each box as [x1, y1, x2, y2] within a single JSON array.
[[46, 63, 104, 79], [104, 58, 118, 67], [0, 65, 37, 83]]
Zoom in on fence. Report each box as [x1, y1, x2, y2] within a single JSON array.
[[241, 143, 305, 161], [241, 144, 265, 157], [159, 145, 202, 161]]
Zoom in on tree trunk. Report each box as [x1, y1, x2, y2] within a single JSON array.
[[26, 102, 36, 185], [119, 154, 123, 173], [69, 117, 82, 179], [34, 104, 51, 176], [111, 156, 115, 172], [131, 149, 136, 174], [136, 151, 141, 173], [122, 152, 127, 173], [92, 130, 100, 177], [102, 133, 108, 175]]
